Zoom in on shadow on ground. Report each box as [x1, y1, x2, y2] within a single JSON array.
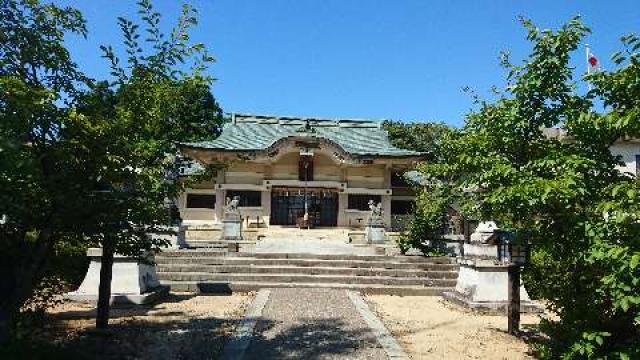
[[243, 317, 385, 360], [2, 294, 242, 360], [50, 293, 200, 320]]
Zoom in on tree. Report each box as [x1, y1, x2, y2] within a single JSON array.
[[383, 121, 459, 254], [0, 0, 90, 343], [0, 0, 223, 340], [71, 0, 223, 329], [419, 17, 639, 358], [383, 120, 454, 163]]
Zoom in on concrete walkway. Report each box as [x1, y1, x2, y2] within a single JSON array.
[[260, 227, 351, 241], [222, 288, 409, 359], [255, 228, 376, 255], [254, 238, 376, 255]]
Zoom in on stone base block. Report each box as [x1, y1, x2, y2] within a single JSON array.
[[365, 224, 386, 243], [222, 219, 242, 240], [185, 226, 222, 242], [443, 290, 544, 314], [65, 248, 167, 306], [446, 260, 544, 314], [454, 262, 532, 302], [65, 285, 169, 305]]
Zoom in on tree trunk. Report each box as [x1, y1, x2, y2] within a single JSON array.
[[0, 307, 12, 345], [96, 238, 115, 329], [0, 232, 54, 344]]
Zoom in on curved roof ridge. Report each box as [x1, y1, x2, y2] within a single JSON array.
[[181, 114, 424, 158], [229, 112, 385, 128]]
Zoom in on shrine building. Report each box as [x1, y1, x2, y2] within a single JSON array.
[[177, 113, 424, 230]]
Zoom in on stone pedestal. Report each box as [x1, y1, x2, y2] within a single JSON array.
[[443, 222, 542, 313], [444, 256, 541, 313], [221, 218, 242, 241], [65, 248, 168, 305], [365, 223, 386, 243]]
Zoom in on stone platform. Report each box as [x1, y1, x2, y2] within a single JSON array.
[[65, 285, 169, 305], [442, 290, 543, 314]]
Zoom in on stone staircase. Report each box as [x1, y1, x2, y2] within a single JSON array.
[[156, 251, 459, 296], [180, 239, 257, 252]]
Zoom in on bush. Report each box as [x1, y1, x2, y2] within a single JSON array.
[[397, 186, 451, 256]]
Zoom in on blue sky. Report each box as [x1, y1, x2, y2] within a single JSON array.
[[54, 0, 639, 126]]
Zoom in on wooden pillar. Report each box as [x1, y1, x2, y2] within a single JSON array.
[[214, 169, 225, 223], [507, 265, 521, 335], [261, 189, 271, 227], [215, 187, 225, 223], [382, 194, 391, 228], [383, 163, 392, 188], [337, 193, 348, 227]]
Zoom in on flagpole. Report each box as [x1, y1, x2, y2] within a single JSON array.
[[585, 44, 590, 75], [585, 44, 592, 91]]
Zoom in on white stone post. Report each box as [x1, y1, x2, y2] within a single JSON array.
[[65, 248, 168, 305]]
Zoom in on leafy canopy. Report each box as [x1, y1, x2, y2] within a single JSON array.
[[419, 17, 639, 358], [383, 120, 455, 163], [0, 0, 223, 341]]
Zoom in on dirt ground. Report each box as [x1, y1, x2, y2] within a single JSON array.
[[365, 295, 543, 360], [35, 293, 253, 360]]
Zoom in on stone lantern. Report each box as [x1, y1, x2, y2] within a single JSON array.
[[443, 221, 542, 313]]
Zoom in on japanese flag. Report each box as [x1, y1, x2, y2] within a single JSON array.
[[587, 49, 600, 73]]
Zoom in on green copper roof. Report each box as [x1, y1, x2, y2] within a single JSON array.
[[181, 113, 422, 157]]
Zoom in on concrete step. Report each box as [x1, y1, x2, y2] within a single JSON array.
[[182, 241, 228, 248], [155, 256, 459, 271], [156, 264, 458, 279], [156, 272, 457, 287], [182, 240, 257, 247], [158, 249, 228, 257], [158, 251, 454, 264], [161, 280, 453, 296], [235, 253, 455, 263]]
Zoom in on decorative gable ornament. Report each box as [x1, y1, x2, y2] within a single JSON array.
[[299, 147, 314, 156], [296, 119, 316, 133]]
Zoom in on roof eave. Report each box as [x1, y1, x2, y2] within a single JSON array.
[[178, 142, 261, 152], [179, 142, 425, 160]]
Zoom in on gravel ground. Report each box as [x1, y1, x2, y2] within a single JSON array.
[[41, 293, 253, 360], [365, 295, 542, 360], [244, 288, 388, 359]]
